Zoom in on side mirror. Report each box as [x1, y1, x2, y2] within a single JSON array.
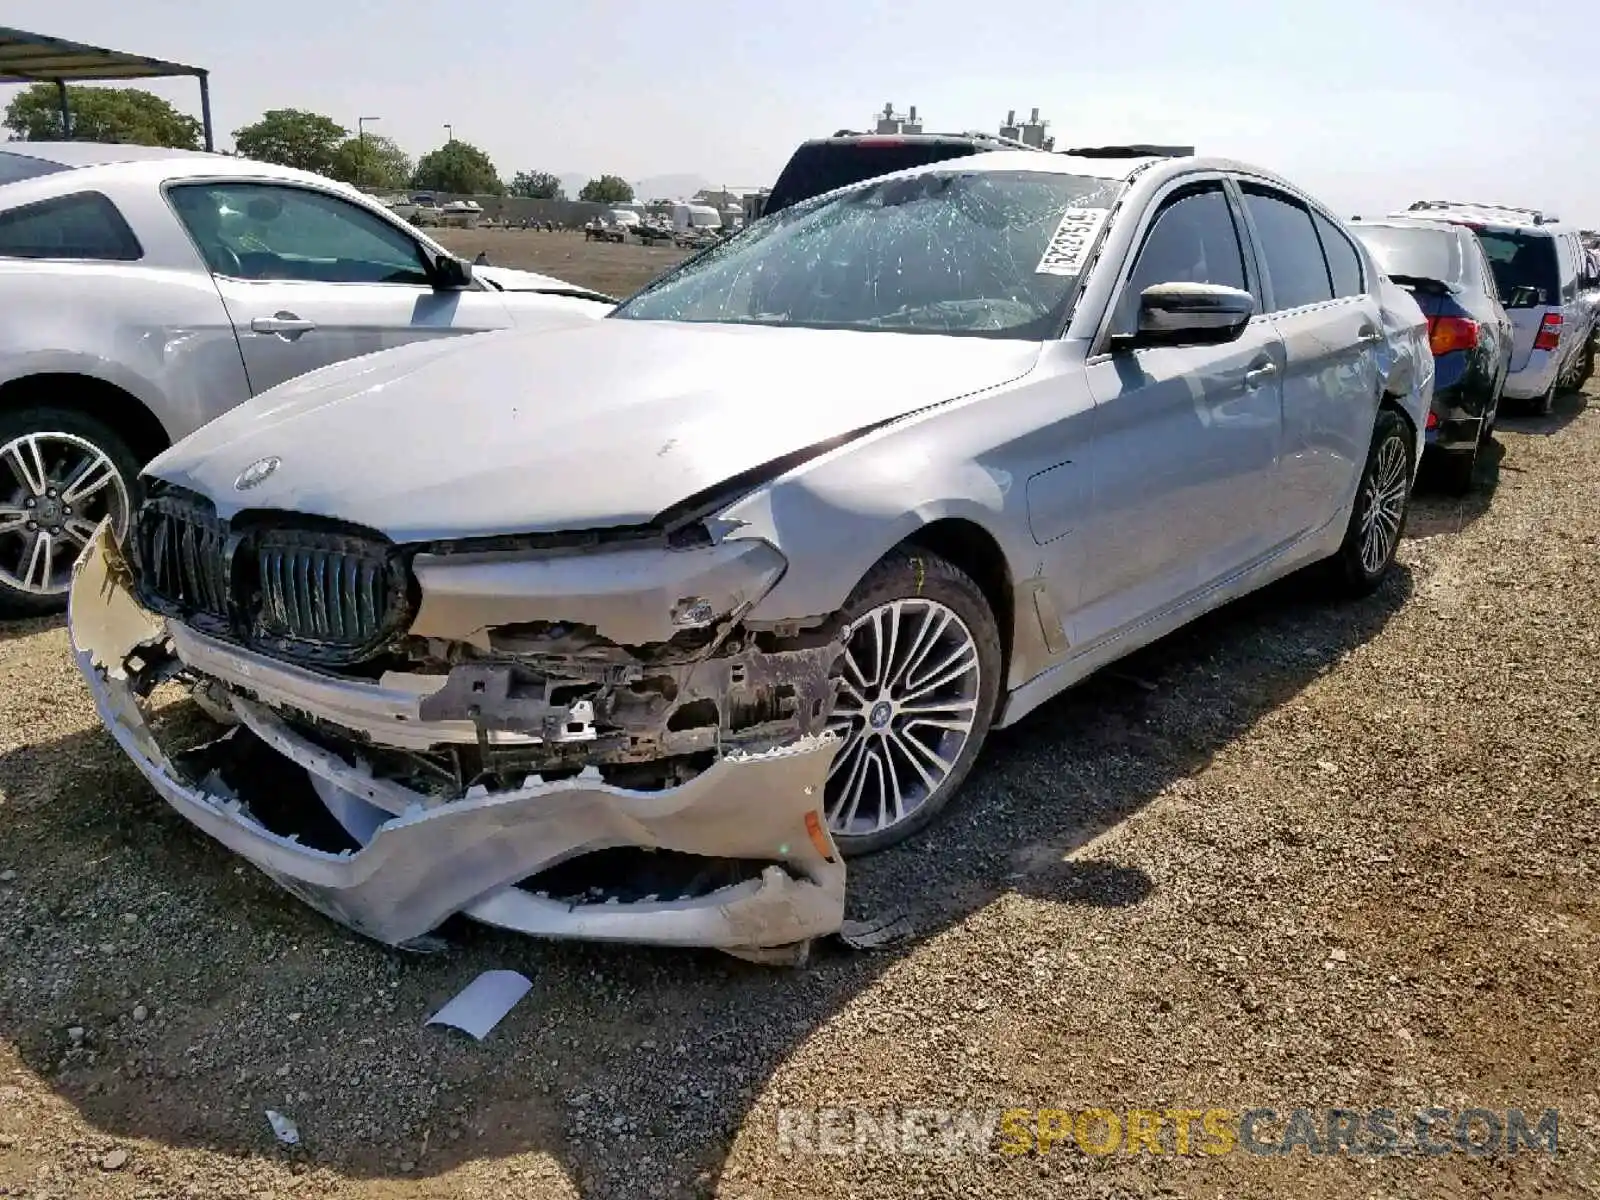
[[432, 253, 473, 290], [1111, 282, 1255, 351]]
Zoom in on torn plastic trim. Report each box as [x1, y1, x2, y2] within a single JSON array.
[[68, 520, 848, 952], [407, 535, 789, 649]]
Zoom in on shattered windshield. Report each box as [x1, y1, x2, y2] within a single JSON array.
[[611, 169, 1125, 339]]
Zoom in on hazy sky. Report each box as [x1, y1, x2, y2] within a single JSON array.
[[6, 0, 1596, 223]]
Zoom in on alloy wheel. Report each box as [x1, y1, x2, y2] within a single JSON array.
[[824, 598, 983, 839], [1358, 434, 1409, 576], [0, 432, 130, 597]]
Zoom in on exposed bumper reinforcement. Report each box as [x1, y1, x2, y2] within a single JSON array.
[[68, 521, 846, 955]]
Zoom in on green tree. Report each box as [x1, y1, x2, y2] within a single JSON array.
[[232, 109, 347, 174], [509, 170, 564, 200], [412, 140, 502, 195], [2, 83, 201, 148], [579, 175, 634, 204], [328, 134, 412, 191]]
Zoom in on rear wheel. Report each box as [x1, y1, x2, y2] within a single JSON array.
[[0, 407, 139, 617], [824, 549, 1002, 857], [1577, 337, 1596, 389], [1322, 408, 1413, 597]]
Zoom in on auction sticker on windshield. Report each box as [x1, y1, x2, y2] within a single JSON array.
[[1036, 207, 1111, 276]]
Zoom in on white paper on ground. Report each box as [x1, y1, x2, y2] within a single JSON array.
[[425, 970, 533, 1041], [265, 1110, 300, 1145]]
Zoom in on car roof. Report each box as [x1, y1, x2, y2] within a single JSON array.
[[0, 144, 368, 198], [1393, 202, 1571, 234], [1351, 216, 1471, 236], [0, 141, 231, 169]]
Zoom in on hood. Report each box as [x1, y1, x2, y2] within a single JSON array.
[[145, 320, 1042, 543], [472, 264, 589, 292]]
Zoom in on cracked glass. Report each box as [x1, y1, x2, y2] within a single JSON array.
[[611, 169, 1126, 340]]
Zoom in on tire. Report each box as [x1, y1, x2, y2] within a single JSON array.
[[1321, 407, 1413, 598], [1577, 337, 1596, 389], [1437, 444, 1477, 496], [0, 406, 142, 617], [824, 548, 1003, 857]]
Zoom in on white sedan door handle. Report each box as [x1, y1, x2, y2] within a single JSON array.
[[1356, 328, 1383, 345], [251, 313, 317, 336]]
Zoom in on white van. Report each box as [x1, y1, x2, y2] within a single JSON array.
[[1398, 202, 1595, 414], [670, 202, 723, 234]]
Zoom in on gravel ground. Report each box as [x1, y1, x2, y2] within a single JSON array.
[[432, 229, 690, 297], [1, 379, 1597, 1200]]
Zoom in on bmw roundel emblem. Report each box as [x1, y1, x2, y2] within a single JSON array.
[[235, 456, 281, 491]]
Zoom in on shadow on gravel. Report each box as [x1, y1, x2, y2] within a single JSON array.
[[1495, 383, 1591, 438], [1407, 435, 1505, 538], [0, 611, 64, 644], [0, 563, 1413, 1198]]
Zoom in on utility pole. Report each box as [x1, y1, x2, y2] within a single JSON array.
[[443, 123, 454, 143], [357, 116, 381, 188]]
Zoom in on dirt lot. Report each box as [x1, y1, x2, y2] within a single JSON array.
[[1, 343, 1597, 1198], [433, 229, 691, 297]]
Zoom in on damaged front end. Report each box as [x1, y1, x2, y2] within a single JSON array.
[[68, 501, 848, 962]]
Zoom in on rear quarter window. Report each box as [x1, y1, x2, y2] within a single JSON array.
[[0, 151, 67, 187], [0, 191, 142, 261]]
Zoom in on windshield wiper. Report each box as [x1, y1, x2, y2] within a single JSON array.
[[521, 286, 619, 305]]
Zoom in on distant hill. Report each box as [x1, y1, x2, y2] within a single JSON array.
[[556, 172, 713, 202]]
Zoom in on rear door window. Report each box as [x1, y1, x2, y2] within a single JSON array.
[[1474, 229, 1559, 307], [1311, 211, 1365, 297], [0, 191, 142, 261], [1239, 186, 1334, 311]]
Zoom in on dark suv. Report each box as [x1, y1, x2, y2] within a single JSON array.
[[761, 132, 1022, 218], [759, 132, 1193, 217]]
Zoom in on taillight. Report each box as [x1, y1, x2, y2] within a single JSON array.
[[1427, 315, 1480, 355], [1533, 313, 1562, 352], [1426, 411, 1439, 430]]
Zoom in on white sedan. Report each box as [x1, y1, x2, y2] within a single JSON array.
[[0, 142, 612, 614]]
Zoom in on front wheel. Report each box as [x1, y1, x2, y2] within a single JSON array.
[[1322, 408, 1413, 597], [824, 549, 1003, 857], [0, 407, 139, 617]]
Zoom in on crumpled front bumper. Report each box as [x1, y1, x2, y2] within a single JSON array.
[[67, 522, 846, 957]]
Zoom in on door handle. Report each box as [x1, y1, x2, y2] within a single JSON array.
[[1356, 327, 1383, 345], [1243, 362, 1278, 389], [251, 313, 317, 336]]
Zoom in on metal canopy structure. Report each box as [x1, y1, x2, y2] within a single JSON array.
[[0, 26, 213, 150]]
